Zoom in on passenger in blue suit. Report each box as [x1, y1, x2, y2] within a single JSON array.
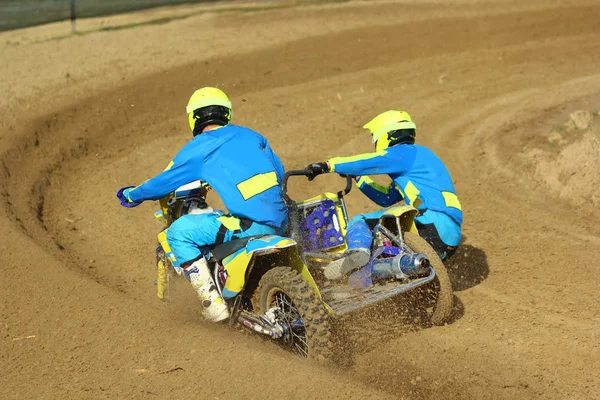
[[117, 87, 287, 321], [304, 110, 462, 280]]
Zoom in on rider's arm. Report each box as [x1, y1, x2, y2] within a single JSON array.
[[356, 176, 403, 207], [127, 148, 203, 202], [327, 150, 407, 176]]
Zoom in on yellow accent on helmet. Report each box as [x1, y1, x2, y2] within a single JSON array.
[[363, 110, 416, 151], [188, 113, 195, 131], [186, 87, 232, 131]]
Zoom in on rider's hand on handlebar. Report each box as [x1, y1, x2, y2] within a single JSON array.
[[116, 186, 142, 208], [304, 162, 330, 181]]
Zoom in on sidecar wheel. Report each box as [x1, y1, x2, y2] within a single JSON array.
[[252, 267, 331, 361], [403, 232, 454, 325]]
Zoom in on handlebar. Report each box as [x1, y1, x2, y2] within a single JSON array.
[[282, 169, 353, 204]]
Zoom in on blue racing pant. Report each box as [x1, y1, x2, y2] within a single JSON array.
[[345, 208, 461, 260], [166, 211, 282, 267]]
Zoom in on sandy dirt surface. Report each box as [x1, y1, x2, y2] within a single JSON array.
[[1, 0, 599, 399]]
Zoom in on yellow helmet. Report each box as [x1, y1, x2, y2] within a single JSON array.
[[363, 110, 417, 151], [186, 87, 232, 135]]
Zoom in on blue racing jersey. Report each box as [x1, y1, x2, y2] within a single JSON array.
[[128, 124, 288, 228], [353, 176, 403, 207], [328, 144, 462, 225]]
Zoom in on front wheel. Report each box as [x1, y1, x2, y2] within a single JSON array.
[[403, 231, 454, 325], [252, 267, 331, 361]]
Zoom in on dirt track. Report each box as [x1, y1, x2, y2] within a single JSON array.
[[1, 1, 599, 399]]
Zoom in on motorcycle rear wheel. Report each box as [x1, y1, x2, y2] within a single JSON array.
[[403, 231, 454, 325], [252, 267, 331, 361]]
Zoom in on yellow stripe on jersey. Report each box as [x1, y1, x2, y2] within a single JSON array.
[[357, 176, 390, 194], [404, 181, 420, 204], [442, 191, 462, 210], [328, 150, 387, 172], [236, 171, 279, 201]]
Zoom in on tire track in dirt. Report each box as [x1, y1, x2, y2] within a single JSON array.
[[2, 2, 600, 399]]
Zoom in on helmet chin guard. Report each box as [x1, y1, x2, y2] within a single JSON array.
[[191, 106, 231, 136]]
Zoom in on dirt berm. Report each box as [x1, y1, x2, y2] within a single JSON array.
[[1, 0, 599, 399]]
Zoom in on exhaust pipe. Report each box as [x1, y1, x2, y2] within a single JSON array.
[[237, 310, 284, 339], [395, 252, 430, 278], [371, 252, 431, 281]]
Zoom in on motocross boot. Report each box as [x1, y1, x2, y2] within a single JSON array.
[[184, 258, 230, 322], [324, 248, 371, 280], [325, 218, 372, 280]]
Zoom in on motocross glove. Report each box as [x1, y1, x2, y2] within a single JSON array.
[[304, 162, 330, 181], [117, 186, 142, 208]]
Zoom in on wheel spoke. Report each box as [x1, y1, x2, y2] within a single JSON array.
[[292, 329, 308, 348], [272, 290, 308, 357], [294, 342, 308, 358]]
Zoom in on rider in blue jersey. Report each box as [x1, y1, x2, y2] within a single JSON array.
[[117, 87, 287, 321], [304, 110, 462, 280]]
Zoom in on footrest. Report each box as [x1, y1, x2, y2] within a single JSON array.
[[304, 251, 345, 261], [320, 268, 435, 316]]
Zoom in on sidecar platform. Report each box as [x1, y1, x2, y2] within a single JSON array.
[[319, 268, 436, 316]]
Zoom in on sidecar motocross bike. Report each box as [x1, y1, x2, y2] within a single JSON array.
[[153, 171, 453, 361]]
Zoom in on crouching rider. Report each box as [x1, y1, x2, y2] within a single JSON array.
[[117, 87, 288, 322], [303, 110, 462, 280]]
